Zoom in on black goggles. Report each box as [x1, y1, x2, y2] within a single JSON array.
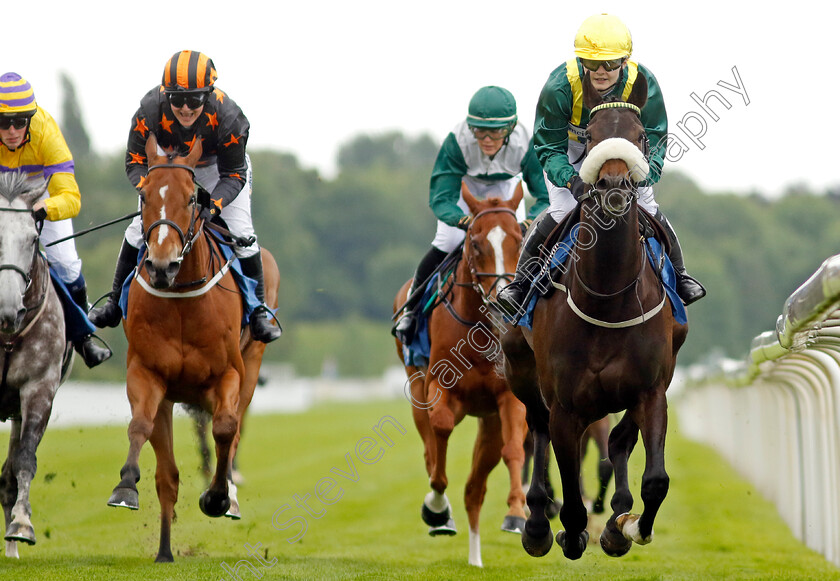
[[580, 57, 626, 72], [167, 91, 209, 109], [0, 116, 29, 130]]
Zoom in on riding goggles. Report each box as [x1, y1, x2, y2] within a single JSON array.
[[167, 91, 209, 110], [0, 116, 29, 130], [579, 57, 626, 72], [469, 126, 511, 141]]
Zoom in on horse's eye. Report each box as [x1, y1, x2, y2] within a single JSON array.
[[189, 195, 196, 206]]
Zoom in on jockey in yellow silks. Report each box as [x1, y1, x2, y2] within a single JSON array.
[[0, 72, 111, 367], [497, 13, 705, 317]]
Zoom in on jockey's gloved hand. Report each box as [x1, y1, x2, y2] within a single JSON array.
[[457, 215, 473, 231], [197, 187, 215, 222], [568, 175, 589, 200], [33, 207, 47, 222]]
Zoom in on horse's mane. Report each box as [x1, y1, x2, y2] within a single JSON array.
[[0, 171, 39, 204]]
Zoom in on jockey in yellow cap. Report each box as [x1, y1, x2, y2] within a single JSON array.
[[497, 14, 705, 318]]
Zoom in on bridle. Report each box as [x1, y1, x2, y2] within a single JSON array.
[[0, 206, 51, 385], [461, 206, 519, 304], [141, 162, 203, 265]]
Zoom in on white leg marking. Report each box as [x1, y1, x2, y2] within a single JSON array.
[[468, 528, 483, 567], [424, 490, 449, 513]]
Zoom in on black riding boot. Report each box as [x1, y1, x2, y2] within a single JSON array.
[[239, 254, 282, 343], [654, 210, 706, 305], [392, 246, 447, 345], [67, 277, 113, 368], [496, 212, 559, 317], [89, 239, 139, 328]]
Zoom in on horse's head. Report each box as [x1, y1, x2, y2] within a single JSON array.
[[0, 173, 46, 333], [140, 133, 203, 289], [579, 71, 650, 219], [461, 181, 524, 301]]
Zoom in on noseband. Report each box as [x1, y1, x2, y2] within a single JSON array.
[[142, 162, 202, 263]]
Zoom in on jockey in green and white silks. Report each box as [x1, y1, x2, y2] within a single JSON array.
[[496, 14, 705, 318], [392, 85, 549, 345]]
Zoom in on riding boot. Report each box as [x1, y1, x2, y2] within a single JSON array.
[[239, 253, 282, 343], [392, 247, 447, 345], [496, 212, 559, 317], [67, 276, 113, 368], [89, 239, 139, 328], [653, 210, 706, 305]]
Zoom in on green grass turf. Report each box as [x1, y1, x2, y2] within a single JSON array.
[[0, 398, 838, 580]]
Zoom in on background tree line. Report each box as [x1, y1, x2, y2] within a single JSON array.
[[57, 80, 840, 380]]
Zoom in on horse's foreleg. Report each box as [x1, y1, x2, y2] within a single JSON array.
[[4, 388, 53, 547], [1, 421, 21, 557], [108, 367, 166, 511], [600, 412, 638, 557], [406, 365, 435, 476], [422, 380, 459, 535], [496, 391, 527, 534], [463, 414, 503, 567], [521, 415, 553, 557], [550, 409, 589, 560], [148, 401, 177, 563], [200, 368, 240, 518], [628, 389, 669, 545]]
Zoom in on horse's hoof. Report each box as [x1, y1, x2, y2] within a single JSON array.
[[421, 503, 451, 528], [428, 518, 457, 536], [617, 512, 653, 544], [521, 521, 553, 557], [107, 487, 139, 510], [4, 523, 36, 546], [600, 524, 632, 557], [154, 552, 174, 563], [501, 515, 526, 534], [556, 529, 589, 560], [199, 490, 231, 518]]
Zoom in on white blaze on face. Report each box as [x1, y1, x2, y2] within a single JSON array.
[[156, 185, 169, 245], [486, 225, 507, 291]]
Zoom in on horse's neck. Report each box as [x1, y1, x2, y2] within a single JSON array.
[[577, 201, 642, 292]]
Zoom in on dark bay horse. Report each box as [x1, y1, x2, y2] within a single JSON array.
[[502, 72, 687, 560], [0, 173, 71, 557], [394, 183, 527, 567], [106, 135, 279, 562]]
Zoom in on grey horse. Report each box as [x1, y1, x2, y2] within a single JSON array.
[[0, 171, 72, 558]]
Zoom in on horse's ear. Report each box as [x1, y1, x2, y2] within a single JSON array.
[[582, 72, 603, 111], [626, 72, 648, 110], [185, 138, 203, 168], [21, 182, 47, 209], [508, 181, 524, 210], [145, 133, 160, 165], [461, 181, 480, 214]]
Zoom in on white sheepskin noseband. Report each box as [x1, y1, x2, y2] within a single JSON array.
[[579, 137, 649, 185]]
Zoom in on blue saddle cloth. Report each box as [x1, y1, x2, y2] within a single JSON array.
[[401, 272, 445, 368], [118, 235, 260, 326], [516, 230, 687, 330], [49, 267, 96, 342]]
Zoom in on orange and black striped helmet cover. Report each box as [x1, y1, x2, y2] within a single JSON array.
[[162, 50, 218, 92]]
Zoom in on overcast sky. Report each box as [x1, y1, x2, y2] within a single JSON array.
[[8, 0, 839, 197]]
